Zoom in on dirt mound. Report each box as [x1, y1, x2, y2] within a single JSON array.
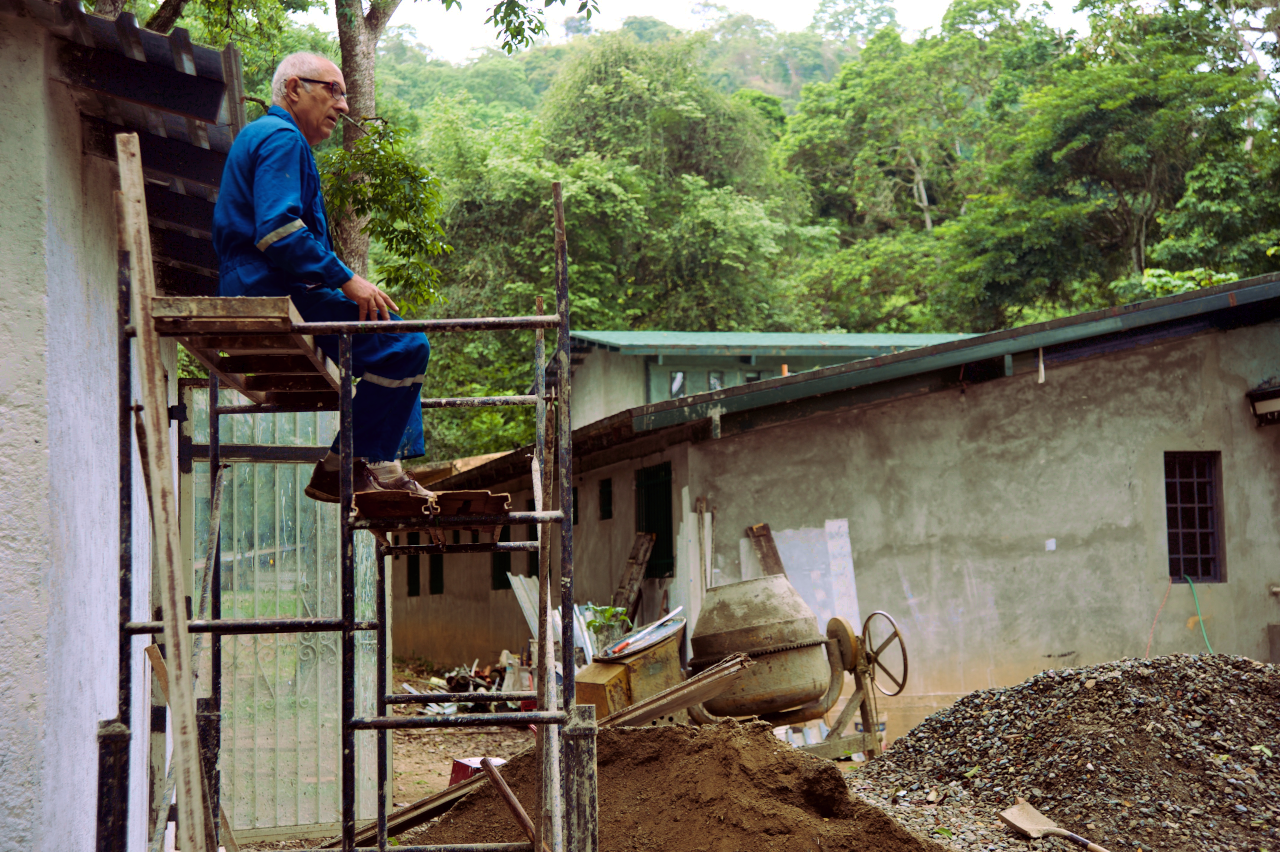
[[852, 654, 1279, 851], [409, 719, 945, 852]]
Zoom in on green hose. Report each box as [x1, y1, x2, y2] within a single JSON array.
[[1185, 577, 1214, 654]]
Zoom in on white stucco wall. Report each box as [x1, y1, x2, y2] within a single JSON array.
[[570, 349, 647, 427], [0, 18, 154, 851]]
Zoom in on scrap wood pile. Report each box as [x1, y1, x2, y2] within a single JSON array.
[[406, 720, 947, 852], [848, 654, 1279, 851], [395, 653, 530, 715]]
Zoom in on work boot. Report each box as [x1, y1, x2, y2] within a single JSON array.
[[375, 471, 436, 500], [304, 458, 383, 504]]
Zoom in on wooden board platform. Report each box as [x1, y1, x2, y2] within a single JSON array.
[[355, 490, 512, 545], [153, 296, 339, 408]]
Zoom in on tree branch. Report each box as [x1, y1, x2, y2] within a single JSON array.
[[364, 0, 403, 38], [145, 0, 189, 34]]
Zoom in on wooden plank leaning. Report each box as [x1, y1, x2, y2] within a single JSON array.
[[610, 532, 655, 622], [144, 646, 240, 852], [116, 132, 213, 852], [746, 523, 787, 576]]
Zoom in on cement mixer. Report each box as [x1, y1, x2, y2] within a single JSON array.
[[686, 574, 907, 759]]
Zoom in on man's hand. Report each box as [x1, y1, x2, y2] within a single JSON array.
[[341, 274, 398, 322]]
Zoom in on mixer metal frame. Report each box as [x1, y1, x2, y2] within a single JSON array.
[[798, 611, 908, 761]]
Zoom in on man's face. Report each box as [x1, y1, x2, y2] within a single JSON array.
[[286, 63, 349, 146]]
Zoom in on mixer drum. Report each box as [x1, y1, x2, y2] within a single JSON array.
[[691, 575, 831, 717]]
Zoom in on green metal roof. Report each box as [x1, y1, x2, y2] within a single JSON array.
[[571, 330, 975, 358]]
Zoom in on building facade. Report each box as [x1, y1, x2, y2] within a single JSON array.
[[396, 277, 1280, 743], [570, 330, 973, 426]]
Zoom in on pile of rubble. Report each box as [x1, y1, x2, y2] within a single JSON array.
[[848, 654, 1279, 851]]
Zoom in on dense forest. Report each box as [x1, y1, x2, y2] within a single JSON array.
[[156, 0, 1280, 459]]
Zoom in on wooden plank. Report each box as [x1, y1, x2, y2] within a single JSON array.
[[216, 354, 320, 374], [746, 523, 786, 576], [480, 758, 551, 852], [157, 317, 295, 334], [118, 132, 212, 852], [600, 653, 751, 727], [610, 532, 655, 620], [154, 295, 295, 320], [797, 733, 880, 761], [175, 344, 264, 404], [182, 335, 303, 352], [241, 373, 335, 392], [263, 390, 338, 407], [329, 771, 491, 848], [143, 646, 241, 852], [289, 330, 342, 391]]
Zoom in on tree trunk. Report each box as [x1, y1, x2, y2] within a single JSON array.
[[333, 0, 401, 277], [904, 150, 932, 231], [93, 0, 127, 18]]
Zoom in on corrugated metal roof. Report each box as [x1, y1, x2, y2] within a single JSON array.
[[430, 271, 1280, 493], [571, 330, 975, 357], [2, 0, 246, 293]]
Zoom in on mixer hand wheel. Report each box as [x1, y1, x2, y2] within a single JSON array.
[[862, 611, 908, 696]]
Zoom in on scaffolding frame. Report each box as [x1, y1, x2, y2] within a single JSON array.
[[106, 183, 594, 852]]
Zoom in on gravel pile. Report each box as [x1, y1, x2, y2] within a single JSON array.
[[846, 654, 1279, 852]]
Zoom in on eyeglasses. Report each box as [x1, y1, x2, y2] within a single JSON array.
[[297, 77, 347, 102]]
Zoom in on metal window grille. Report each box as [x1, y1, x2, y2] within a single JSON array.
[[1165, 451, 1224, 582], [636, 462, 674, 578]]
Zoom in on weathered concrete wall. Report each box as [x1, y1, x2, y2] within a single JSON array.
[[391, 525, 535, 666], [0, 20, 153, 851], [689, 324, 1280, 741], [570, 349, 646, 428]]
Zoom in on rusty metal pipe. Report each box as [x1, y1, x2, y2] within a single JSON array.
[[757, 639, 844, 727]]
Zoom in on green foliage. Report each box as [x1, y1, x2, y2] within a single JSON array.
[[482, 0, 599, 53], [809, 0, 898, 45], [621, 16, 678, 44], [318, 119, 451, 311], [584, 605, 632, 636], [540, 34, 771, 190], [192, 1, 1280, 460], [1148, 155, 1280, 276], [698, 13, 855, 109], [731, 89, 786, 140]]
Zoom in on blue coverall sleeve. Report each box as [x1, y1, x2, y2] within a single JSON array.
[[251, 129, 354, 288]]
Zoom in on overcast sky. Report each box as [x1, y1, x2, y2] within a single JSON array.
[[299, 0, 1090, 65]]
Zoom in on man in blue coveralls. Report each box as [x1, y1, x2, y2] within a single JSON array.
[[213, 52, 433, 503]]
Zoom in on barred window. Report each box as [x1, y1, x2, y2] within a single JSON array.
[[428, 553, 444, 596], [406, 532, 420, 597], [491, 525, 512, 590], [1165, 452, 1224, 582]]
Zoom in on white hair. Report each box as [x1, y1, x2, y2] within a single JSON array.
[[271, 52, 337, 104]]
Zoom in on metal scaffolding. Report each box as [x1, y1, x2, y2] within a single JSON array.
[[107, 183, 593, 852]]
